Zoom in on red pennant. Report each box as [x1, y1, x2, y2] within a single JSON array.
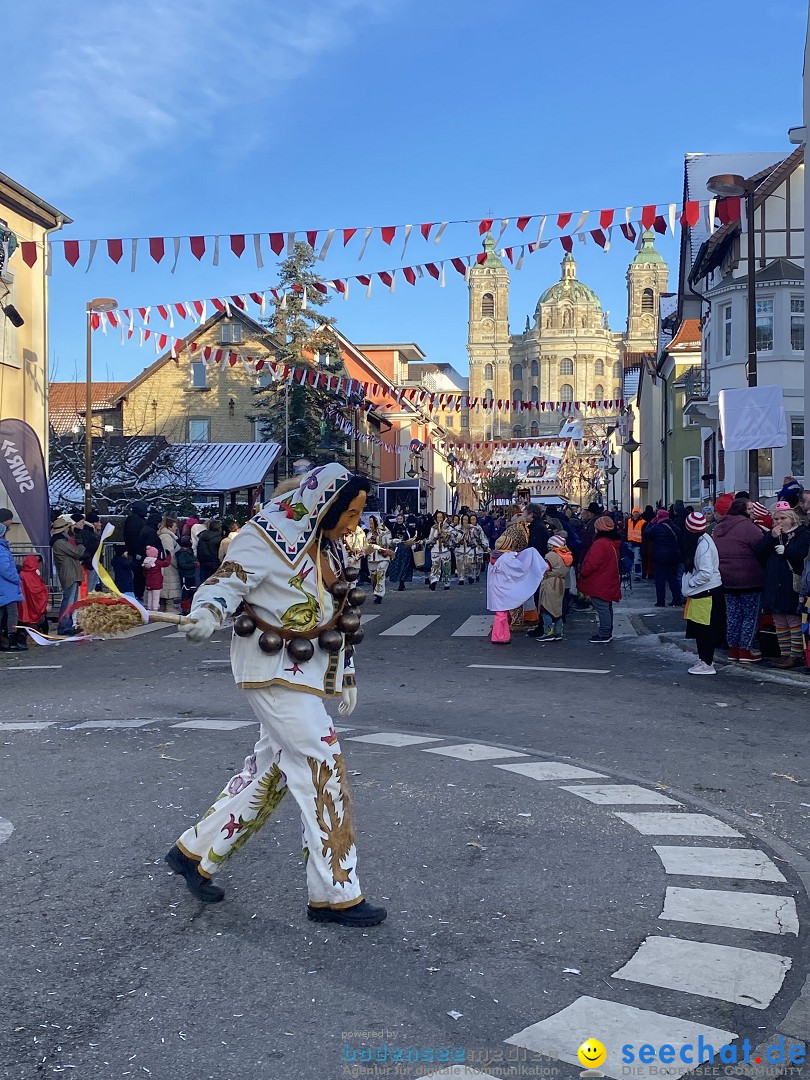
[[64, 240, 80, 266], [590, 229, 607, 249], [158, 334, 168, 350], [420, 223, 434, 241], [175, 304, 186, 319], [716, 197, 742, 225], [653, 215, 667, 235], [641, 205, 657, 230], [312, 282, 327, 294], [249, 292, 264, 305], [211, 298, 225, 312], [476, 252, 486, 264], [230, 234, 246, 257], [681, 201, 700, 227], [451, 258, 467, 275], [620, 223, 637, 243], [403, 266, 416, 285], [516, 216, 531, 232], [269, 233, 284, 255], [203, 346, 212, 360], [343, 228, 357, 246], [90, 312, 100, 330], [306, 230, 318, 248], [425, 263, 440, 279], [157, 305, 169, 320], [479, 219, 493, 235], [149, 237, 165, 263], [230, 295, 246, 309], [229, 352, 238, 367], [381, 226, 396, 245], [560, 235, 574, 253], [334, 279, 346, 293], [193, 300, 205, 318], [557, 212, 572, 231], [107, 238, 124, 264], [138, 307, 150, 322], [599, 209, 615, 229], [357, 275, 371, 287], [256, 358, 265, 370], [190, 235, 206, 260]]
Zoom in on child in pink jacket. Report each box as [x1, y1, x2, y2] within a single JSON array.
[[143, 545, 172, 611]]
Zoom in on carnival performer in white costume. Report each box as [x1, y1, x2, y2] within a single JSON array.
[[427, 510, 454, 591], [364, 516, 393, 604], [468, 513, 489, 582], [165, 464, 387, 928]]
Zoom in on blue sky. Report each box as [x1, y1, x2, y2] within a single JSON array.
[[5, 0, 807, 385]]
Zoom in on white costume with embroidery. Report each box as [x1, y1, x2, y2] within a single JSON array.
[[175, 464, 364, 909]]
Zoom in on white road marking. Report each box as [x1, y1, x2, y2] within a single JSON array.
[[660, 887, 799, 936], [468, 664, 610, 674], [422, 742, 528, 762], [0, 818, 13, 844], [451, 615, 493, 637], [613, 812, 742, 837], [360, 613, 381, 625], [4, 665, 63, 670], [612, 936, 791, 1009], [172, 719, 257, 731], [496, 761, 607, 781], [654, 846, 787, 882], [0, 722, 55, 731], [200, 659, 230, 665], [506, 995, 736, 1080], [380, 615, 440, 636], [562, 784, 680, 806], [72, 719, 161, 729], [348, 733, 444, 747]]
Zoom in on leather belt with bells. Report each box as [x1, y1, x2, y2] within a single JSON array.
[[237, 597, 349, 641]]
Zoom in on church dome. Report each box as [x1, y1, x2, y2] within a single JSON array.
[[535, 253, 602, 315]]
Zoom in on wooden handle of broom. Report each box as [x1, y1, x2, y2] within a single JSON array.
[[146, 611, 197, 627]]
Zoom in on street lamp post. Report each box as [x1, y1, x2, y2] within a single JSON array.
[[446, 453, 458, 515], [707, 174, 759, 499], [622, 436, 639, 511], [607, 458, 619, 511], [85, 297, 118, 516]]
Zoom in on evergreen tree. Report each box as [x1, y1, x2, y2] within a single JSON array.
[[253, 242, 354, 472]]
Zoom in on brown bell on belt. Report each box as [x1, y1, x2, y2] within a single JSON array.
[[317, 628, 344, 654], [343, 565, 361, 582], [329, 578, 351, 601], [233, 613, 257, 637], [347, 587, 368, 608], [336, 609, 361, 635], [258, 629, 284, 654], [287, 637, 315, 663], [345, 627, 365, 646]]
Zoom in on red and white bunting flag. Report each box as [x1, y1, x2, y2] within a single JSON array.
[[343, 227, 357, 246], [269, 233, 284, 255], [590, 229, 607, 249], [420, 222, 434, 241], [21, 241, 38, 267], [90, 312, 100, 330], [170, 236, 181, 273], [149, 237, 164, 264], [560, 235, 574, 253], [681, 201, 700, 227], [107, 238, 124, 264], [174, 303, 186, 320], [358, 227, 373, 260], [381, 226, 396, 245], [190, 236, 206, 260], [641, 205, 657, 231], [434, 222, 448, 244], [318, 229, 335, 260], [158, 334, 168, 350], [516, 215, 531, 232], [64, 240, 80, 266], [306, 230, 318, 249], [557, 212, 572, 231], [479, 218, 493, 235], [403, 266, 416, 285]]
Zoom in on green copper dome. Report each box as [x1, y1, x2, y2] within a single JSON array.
[[632, 230, 665, 264], [535, 253, 602, 314]]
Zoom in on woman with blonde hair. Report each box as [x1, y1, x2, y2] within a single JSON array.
[[756, 503, 810, 668]]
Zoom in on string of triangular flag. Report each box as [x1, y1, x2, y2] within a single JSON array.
[[20, 196, 739, 272]]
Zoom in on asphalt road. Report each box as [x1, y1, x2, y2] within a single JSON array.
[[1, 576, 808, 1080]]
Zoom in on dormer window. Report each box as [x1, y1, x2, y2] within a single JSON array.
[[220, 321, 243, 345]]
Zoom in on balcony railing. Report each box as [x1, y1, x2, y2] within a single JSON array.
[[683, 368, 710, 404]]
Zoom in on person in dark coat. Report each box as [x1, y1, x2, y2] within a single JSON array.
[[196, 519, 223, 582], [124, 501, 149, 600], [526, 504, 551, 557], [644, 509, 684, 607], [756, 506, 810, 668], [712, 499, 766, 662]]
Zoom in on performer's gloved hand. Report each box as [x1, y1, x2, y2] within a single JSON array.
[[338, 685, 357, 717], [182, 606, 220, 644]]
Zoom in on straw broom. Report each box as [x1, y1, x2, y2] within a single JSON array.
[[69, 595, 196, 637]]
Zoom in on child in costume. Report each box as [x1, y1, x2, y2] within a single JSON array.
[[166, 464, 386, 928]]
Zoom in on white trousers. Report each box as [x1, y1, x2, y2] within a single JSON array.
[[176, 686, 363, 909], [368, 558, 389, 597], [429, 550, 451, 586]]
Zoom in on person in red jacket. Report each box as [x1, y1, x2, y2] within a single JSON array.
[[578, 515, 622, 643], [18, 554, 49, 634], [143, 545, 172, 611]]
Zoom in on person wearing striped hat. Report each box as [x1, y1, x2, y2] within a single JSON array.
[[681, 512, 723, 675]]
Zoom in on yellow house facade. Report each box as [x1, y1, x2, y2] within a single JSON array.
[[0, 172, 70, 537]]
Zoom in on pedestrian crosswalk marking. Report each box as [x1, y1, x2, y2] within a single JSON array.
[[612, 936, 791, 1009], [0, 722, 55, 732], [423, 742, 527, 762], [496, 761, 607, 781], [563, 784, 680, 806], [653, 846, 787, 882], [660, 887, 799, 936], [506, 995, 737, 1080], [359, 613, 381, 625], [172, 719, 257, 731], [451, 615, 493, 637], [348, 733, 443, 747], [468, 663, 610, 674], [73, 718, 160, 729], [614, 812, 742, 837], [380, 615, 440, 636]]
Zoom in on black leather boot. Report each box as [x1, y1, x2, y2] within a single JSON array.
[[165, 845, 225, 903], [307, 899, 387, 927]]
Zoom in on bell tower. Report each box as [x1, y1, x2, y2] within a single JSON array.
[[467, 233, 511, 438], [625, 231, 669, 353]]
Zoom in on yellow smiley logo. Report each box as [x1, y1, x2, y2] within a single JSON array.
[[578, 1039, 607, 1070]]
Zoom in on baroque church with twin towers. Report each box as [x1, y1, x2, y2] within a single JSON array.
[[466, 231, 669, 440]]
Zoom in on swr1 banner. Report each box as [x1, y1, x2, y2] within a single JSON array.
[[0, 418, 51, 551]]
